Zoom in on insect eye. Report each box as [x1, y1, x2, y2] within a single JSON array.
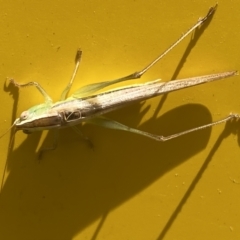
[[20, 111, 29, 120]]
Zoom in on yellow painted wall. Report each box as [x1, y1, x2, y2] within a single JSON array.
[[0, 1, 240, 239]]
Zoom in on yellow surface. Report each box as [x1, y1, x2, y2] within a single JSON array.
[[0, 1, 240, 239]]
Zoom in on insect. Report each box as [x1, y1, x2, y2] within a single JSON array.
[[1, 4, 239, 156]]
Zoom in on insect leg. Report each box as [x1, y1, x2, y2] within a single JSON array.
[[38, 130, 59, 159], [129, 4, 217, 79], [86, 113, 239, 141], [61, 49, 82, 100], [71, 125, 94, 149], [71, 4, 217, 98], [9, 79, 53, 104]]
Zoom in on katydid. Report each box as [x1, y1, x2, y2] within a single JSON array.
[[1, 4, 239, 155]]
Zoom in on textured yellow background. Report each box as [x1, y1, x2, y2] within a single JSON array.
[[0, 1, 240, 239]]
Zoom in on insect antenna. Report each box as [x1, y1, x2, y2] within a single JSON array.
[[0, 120, 17, 139]]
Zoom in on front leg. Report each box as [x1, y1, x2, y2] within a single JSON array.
[[9, 79, 53, 104]]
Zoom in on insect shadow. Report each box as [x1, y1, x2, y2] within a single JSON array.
[[1, 99, 239, 240]]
